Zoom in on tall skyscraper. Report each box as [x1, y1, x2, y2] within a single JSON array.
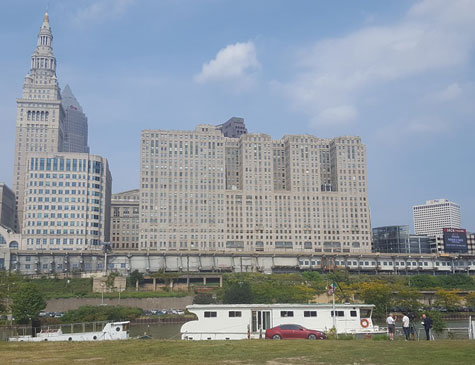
[[62, 85, 89, 153], [139, 125, 371, 253], [413, 199, 461, 236], [13, 12, 64, 231]]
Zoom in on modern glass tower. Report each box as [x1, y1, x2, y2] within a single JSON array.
[[62, 85, 89, 153]]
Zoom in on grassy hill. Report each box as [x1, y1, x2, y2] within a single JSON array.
[[1, 339, 474, 364]]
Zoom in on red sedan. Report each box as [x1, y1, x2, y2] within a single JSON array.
[[265, 324, 326, 340]]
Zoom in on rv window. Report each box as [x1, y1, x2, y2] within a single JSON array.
[[204, 311, 217, 318], [304, 311, 317, 317], [360, 309, 371, 318], [280, 311, 294, 317], [350, 311, 357, 317], [331, 311, 344, 317], [228, 311, 242, 317]]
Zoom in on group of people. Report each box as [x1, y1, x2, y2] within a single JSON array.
[[386, 313, 433, 341]]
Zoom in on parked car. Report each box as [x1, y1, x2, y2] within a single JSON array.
[[176, 310, 185, 315], [265, 324, 326, 340], [39, 311, 48, 318]]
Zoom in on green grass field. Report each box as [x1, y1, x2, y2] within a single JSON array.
[[1, 339, 474, 364]]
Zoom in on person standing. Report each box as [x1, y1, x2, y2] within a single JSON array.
[[422, 313, 432, 340], [386, 313, 395, 341], [402, 313, 410, 341]]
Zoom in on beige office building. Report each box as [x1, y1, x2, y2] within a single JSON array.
[[111, 189, 140, 249], [21, 153, 111, 251], [13, 13, 65, 231], [139, 125, 371, 253]]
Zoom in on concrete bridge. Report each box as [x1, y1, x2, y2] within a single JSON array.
[[1, 248, 475, 276]]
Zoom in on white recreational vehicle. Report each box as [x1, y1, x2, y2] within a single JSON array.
[[181, 304, 382, 340], [8, 321, 130, 342]]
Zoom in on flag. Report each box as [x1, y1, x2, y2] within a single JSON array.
[[327, 282, 337, 295]]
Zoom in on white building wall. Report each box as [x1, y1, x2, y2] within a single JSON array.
[[21, 153, 111, 251]]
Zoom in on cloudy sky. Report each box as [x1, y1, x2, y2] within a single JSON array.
[[0, 0, 474, 232]]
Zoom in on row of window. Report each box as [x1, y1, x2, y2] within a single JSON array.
[[202, 310, 357, 318]]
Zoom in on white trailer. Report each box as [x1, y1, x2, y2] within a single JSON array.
[[181, 304, 382, 340]]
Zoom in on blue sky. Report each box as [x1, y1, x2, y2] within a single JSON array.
[[0, 0, 474, 232]]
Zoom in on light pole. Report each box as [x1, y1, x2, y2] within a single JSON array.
[[101, 282, 105, 305]]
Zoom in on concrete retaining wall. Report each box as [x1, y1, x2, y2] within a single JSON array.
[[45, 296, 194, 312]]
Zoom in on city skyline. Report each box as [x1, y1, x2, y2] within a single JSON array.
[[0, 1, 474, 232]]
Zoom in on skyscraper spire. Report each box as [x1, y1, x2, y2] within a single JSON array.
[[31, 11, 56, 75]]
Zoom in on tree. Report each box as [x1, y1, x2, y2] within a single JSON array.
[[127, 270, 144, 288], [358, 281, 393, 318], [393, 287, 422, 314], [465, 292, 475, 308], [105, 272, 120, 290], [193, 293, 216, 304], [11, 284, 46, 324], [427, 311, 446, 335], [222, 282, 253, 304], [434, 289, 461, 311], [0, 272, 24, 315]]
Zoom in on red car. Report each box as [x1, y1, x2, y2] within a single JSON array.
[[265, 324, 326, 340]]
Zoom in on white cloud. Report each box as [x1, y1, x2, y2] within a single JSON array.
[[312, 105, 357, 127], [194, 41, 260, 86], [428, 83, 463, 102], [73, 0, 136, 25], [278, 0, 475, 129]]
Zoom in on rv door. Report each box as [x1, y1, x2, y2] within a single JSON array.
[[251, 310, 271, 333]]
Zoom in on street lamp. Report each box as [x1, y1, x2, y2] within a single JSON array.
[[101, 282, 105, 305]]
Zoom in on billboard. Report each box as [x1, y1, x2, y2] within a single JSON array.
[[443, 228, 468, 253]]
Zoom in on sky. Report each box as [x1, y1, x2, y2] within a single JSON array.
[[0, 0, 474, 232]]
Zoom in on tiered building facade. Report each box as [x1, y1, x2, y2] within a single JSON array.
[[139, 125, 371, 253], [111, 189, 139, 249]]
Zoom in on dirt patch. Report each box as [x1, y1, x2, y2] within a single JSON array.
[[266, 357, 324, 365], [73, 357, 105, 362]]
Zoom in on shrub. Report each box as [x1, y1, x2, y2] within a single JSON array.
[[193, 293, 216, 304]]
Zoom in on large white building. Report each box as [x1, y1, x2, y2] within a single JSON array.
[[21, 153, 111, 251], [139, 125, 371, 253], [13, 12, 64, 231], [413, 199, 461, 237]]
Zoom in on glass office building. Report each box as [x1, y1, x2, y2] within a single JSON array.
[[372, 225, 432, 254]]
